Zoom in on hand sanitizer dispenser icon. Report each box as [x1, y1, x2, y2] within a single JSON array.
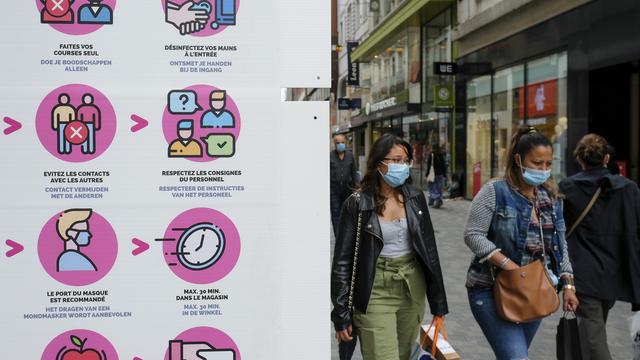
[[211, 0, 237, 29]]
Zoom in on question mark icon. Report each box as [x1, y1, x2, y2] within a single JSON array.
[[179, 94, 189, 111]]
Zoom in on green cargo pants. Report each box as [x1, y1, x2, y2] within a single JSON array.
[[353, 253, 426, 360]]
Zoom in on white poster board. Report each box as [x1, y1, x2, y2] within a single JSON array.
[[0, 1, 329, 358]]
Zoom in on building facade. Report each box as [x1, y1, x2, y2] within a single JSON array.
[[337, 0, 458, 189], [454, 0, 640, 197]]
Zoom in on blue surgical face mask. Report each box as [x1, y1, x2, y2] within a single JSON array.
[[336, 143, 346, 153], [380, 163, 410, 188], [74, 231, 91, 246], [520, 164, 551, 186]]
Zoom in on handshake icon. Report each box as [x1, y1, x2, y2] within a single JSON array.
[[166, 0, 211, 35]]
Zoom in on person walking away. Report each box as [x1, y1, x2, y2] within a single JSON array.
[[331, 134, 359, 236], [426, 145, 446, 208], [463, 127, 578, 360], [332, 134, 448, 360], [559, 134, 640, 360]]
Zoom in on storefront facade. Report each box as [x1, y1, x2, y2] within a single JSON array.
[[349, 0, 457, 189], [456, 0, 640, 198]]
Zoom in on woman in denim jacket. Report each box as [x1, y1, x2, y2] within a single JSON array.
[[463, 127, 579, 359]]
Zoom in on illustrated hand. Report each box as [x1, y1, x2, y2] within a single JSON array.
[[563, 288, 579, 312], [166, 1, 209, 35], [179, 21, 205, 35], [336, 324, 353, 343]]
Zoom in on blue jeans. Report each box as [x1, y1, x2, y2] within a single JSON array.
[[82, 123, 95, 154], [428, 175, 444, 201], [467, 288, 541, 360]]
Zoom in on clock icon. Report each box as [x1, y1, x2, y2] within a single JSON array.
[[176, 222, 226, 270]]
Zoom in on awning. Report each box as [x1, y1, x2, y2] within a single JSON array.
[[351, 0, 453, 62], [351, 103, 421, 127]]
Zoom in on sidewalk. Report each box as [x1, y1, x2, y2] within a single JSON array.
[[330, 197, 633, 359]]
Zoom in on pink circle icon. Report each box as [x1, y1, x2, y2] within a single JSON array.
[[41, 329, 118, 360], [162, 208, 240, 284], [164, 327, 241, 360], [38, 209, 118, 286], [160, 0, 240, 37], [162, 85, 241, 162], [35, 0, 117, 36], [36, 84, 117, 163]]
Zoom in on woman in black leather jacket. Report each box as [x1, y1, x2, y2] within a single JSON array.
[[331, 134, 448, 360]]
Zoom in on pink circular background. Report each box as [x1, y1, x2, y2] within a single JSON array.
[[164, 326, 241, 360], [160, 0, 240, 37], [35, 0, 117, 35], [41, 329, 118, 360], [38, 210, 118, 286], [36, 84, 117, 163], [163, 208, 240, 284], [162, 85, 241, 163]]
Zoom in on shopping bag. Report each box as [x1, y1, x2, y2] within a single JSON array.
[[410, 344, 436, 360], [556, 312, 582, 360], [629, 311, 640, 360], [414, 317, 460, 360], [426, 154, 435, 183]]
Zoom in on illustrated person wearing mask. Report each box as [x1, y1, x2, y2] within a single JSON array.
[[559, 134, 640, 360], [330, 134, 358, 237], [56, 209, 97, 272], [463, 127, 578, 359], [332, 134, 448, 360]]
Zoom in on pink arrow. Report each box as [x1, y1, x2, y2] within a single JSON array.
[[130, 114, 148, 133], [3, 117, 22, 135], [5, 239, 24, 258], [131, 238, 149, 256]]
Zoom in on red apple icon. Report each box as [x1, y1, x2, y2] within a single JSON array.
[[57, 335, 105, 360]]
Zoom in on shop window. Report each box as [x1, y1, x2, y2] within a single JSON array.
[[492, 65, 524, 177], [525, 52, 568, 179], [466, 75, 492, 198]]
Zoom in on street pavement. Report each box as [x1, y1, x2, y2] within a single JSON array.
[[330, 197, 634, 359]]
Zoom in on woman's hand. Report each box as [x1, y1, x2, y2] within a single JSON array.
[[336, 324, 353, 342], [563, 288, 579, 312], [502, 260, 519, 271]]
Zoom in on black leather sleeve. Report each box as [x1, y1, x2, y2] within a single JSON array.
[[417, 191, 449, 316], [331, 194, 359, 330]]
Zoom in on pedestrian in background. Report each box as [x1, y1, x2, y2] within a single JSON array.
[[463, 126, 578, 359], [426, 145, 446, 208], [331, 134, 359, 237], [559, 134, 640, 360], [332, 134, 448, 360]]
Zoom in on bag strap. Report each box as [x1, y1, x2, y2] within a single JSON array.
[[423, 316, 447, 356], [347, 210, 363, 312], [566, 187, 601, 238]]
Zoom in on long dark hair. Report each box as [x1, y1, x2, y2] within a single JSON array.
[[505, 126, 558, 198], [360, 134, 413, 215]]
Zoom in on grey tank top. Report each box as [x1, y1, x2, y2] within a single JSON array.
[[378, 217, 413, 258]]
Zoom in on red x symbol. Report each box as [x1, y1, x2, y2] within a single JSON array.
[[46, 0, 69, 16], [64, 121, 89, 145]]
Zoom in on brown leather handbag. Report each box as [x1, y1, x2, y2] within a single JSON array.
[[493, 208, 560, 323]]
